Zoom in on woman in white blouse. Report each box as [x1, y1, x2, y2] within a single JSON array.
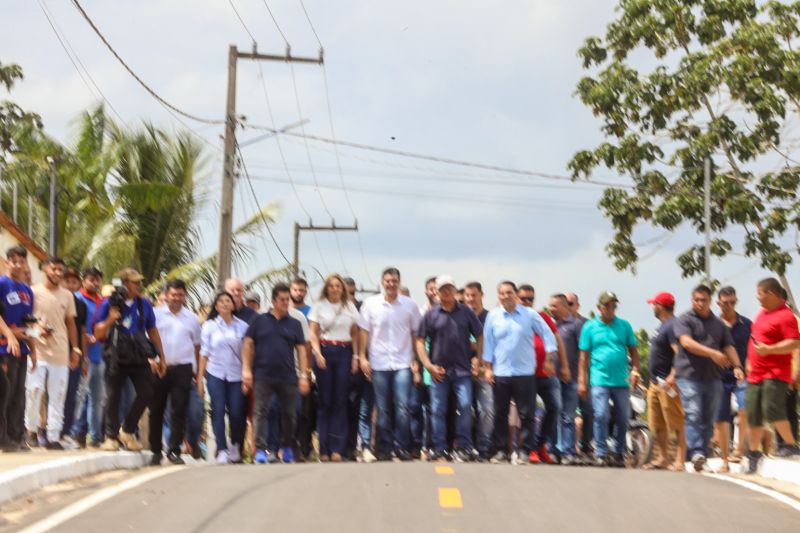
[[309, 274, 360, 462], [197, 292, 249, 464]]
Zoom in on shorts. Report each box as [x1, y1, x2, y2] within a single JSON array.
[[746, 379, 789, 427], [647, 382, 684, 433], [716, 380, 747, 422]]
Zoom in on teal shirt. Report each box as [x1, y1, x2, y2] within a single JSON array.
[[578, 317, 637, 387]]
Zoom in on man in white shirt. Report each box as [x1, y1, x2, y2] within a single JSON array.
[[357, 267, 422, 461], [149, 279, 201, 465]]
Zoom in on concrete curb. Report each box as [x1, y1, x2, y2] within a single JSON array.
[[701, 457, 800, 486], [0, 452, 154, 505]]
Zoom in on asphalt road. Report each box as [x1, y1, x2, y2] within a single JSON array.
[[11, 463, 800, 532]]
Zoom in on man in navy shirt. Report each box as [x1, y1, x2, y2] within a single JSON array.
[[0, 246, 33, 451], [417, 276, 483, 462], [94, 268, 166, 452], [243, 283, 309, 464], [464, 281, 493, 461]]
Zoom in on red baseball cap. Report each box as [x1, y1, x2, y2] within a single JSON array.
[[647, 292, 675, 307]]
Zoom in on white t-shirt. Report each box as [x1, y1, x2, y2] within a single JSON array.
[[308, 299, 359, 342], [357, 294, 422, 371]]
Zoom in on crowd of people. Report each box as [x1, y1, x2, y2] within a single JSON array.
[[0, 245, 798, 476]]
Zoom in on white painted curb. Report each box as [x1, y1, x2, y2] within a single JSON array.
[[701, 456, 800, 486]]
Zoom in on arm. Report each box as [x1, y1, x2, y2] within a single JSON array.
[[723, 345, 745, 382], [0, 315, 20, 357], [241, 337, 255, 393], [530, 311, 558, 366], [556, 333, 571, 383], [473, 335, 484, 375], [147, 327, 167, 377], [309, 321, 325, 370], [752, 338, 800, 355], [358, 328, 371, 380], [678, 335, 730, 367], [297, 343, 311, 395], [196, 355, 208, 396], [628, 345, 641, 390], [578, 350, 590, 399], [350, 323, 360, 374], [66, 316, 79, 369], [94, 307, 120, 342]]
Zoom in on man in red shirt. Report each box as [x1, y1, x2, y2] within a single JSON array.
[[746, 278, 800, 473]]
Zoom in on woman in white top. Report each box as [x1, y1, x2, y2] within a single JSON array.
[[197, 292, 249, 464], [309, 273, 360, 462]]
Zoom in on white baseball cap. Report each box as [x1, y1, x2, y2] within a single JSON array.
[[435, 275, 457, 291]]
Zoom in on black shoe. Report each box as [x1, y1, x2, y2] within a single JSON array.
[[609, 453, 626, 468], [191, 447, 204, 460], [561, 455, 578, 466], [776, 444, 800, 458], [150, 453, 163, 466], [454, 448, 475, 463], [428, 450, 447, 462], [410, 447, 422, 460], [45, 441, 64, 451], [166, 451, 185, 465], [475, 454, 489, 463], [26, 433, 39, 448], [593, 455, 608, 468], [375, 452, 393, 462], [489, 451, 509, 464], [746, 451, 763, 474], [395, 449, 413, 461], [691, 454, 707, 472]]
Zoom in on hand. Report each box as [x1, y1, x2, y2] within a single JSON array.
[[196, 377, 205, 397], [242, 370, 253, 394], [630, 372, 640, 391], [10, 325, 28, 341], [30, 352, 37, 371], [158, 361, 167, 378], [733, 367, 745, 383], [544, 359, 556, 378], [148, 359, 160, 376], [81, 357, 89, 377], [299, 377, 311, 396], [412, 370, 421, 386], [428, 364, 446, 383], [560, 365, 572, 384], [483, 367, 495, 386], [359, 357, 372, 381], [108, 307, 122, 322], [351, 357, 359, 375], [752, 341, 770, 356], [315, 353, 327, 370], [470, 358, 480, 378], [39, 325, 52, 339], [578, 380, 587, 400], [793, 371, 800, 391], [68, 352, 80, 370], [710, 350, 732, 368], [665, 374, 676, 388], [87, 334, 97, 345], [6, 336, 20, 358]]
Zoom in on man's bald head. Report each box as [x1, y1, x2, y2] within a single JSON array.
[[224, 278, 245, 309]]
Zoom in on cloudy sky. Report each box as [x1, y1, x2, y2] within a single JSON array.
[[3, 0, 796, 330]]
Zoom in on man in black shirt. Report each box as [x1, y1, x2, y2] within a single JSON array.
[[61, 268, 88, 447]]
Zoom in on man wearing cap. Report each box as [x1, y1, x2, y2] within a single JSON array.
[[94, 268, 167, 452], [645, 292, 685, 471], [245, 291, 261, 313], [673, 285, 743, 472], [578, 291, 640, 467], [416, 276, 483, 462]]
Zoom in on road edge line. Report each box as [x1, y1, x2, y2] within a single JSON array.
[[704, 473, 800, 513]]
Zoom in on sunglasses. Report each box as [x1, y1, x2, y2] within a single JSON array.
[[519, 297, 534, 303]]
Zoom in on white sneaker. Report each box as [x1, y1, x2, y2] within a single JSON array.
[[216, 450, 230, 465], [60, 436, 80, 450], [361, 448, 377, 463], [100, 438, 120, 452], [118, 430, 143, 452], [228, 446, 241, 464]]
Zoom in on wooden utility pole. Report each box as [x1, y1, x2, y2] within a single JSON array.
[[293, 221, 358, 277], [47, 157, 57, 256], [216, 45, 323, 288], [703, 157, 712, 286]]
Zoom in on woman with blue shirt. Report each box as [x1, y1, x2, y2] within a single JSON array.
[[197, 292, 249, 464]]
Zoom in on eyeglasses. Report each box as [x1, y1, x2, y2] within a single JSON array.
[[519, 297, 534, 303], [567, 302, 576, 307]]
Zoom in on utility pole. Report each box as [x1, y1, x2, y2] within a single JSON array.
[[703, 157, 712, 286], [216, 45, 324, 288], [293, 221, 358, 277], [47, 157, 58, 256]]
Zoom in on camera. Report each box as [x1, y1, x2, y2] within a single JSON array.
[[108, 284, 130, 311]]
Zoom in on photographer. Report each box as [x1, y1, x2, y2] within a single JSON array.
[[94, 268, 166, 452]]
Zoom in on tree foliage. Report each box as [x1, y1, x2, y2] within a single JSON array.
[[569, 0, 800, 304]]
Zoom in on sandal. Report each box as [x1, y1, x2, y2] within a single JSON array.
[[642, 462, 668, 470]]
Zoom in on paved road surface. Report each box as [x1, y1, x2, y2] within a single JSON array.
[[12, 463, 800, 532]]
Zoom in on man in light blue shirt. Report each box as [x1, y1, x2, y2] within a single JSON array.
[[483, 281, 557, 463]]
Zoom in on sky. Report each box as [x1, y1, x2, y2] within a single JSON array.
[[3, 0, 797, 331]]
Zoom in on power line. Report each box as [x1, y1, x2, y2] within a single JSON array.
[[236, 165, 276, 271], [70, 0, 223, 126], [297, 0, 323, 47], [260, 0, 290, 45], [227, 0, 257, 45]]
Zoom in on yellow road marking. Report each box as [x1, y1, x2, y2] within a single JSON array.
[[435, 466, 454, 475], [438, 487, 463, 508]]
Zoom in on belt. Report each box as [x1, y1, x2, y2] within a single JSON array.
[[320, 340, 352, 347]]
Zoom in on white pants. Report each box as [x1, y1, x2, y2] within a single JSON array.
[[25, 361, 69, 442]]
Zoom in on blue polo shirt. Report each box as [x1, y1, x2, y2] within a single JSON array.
[[76, 290, 105, 364], [418, 303, 483, 377], [246, 311, 305, 384], [482, 304, 557, 377], [0, 275, 33, 357], [579, 316, 637, 387], [95, 297, 156, 335]]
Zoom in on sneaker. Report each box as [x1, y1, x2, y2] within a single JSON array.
[[593, 455, 608, 468], [776, 444, 800, 458], [490, 451, 509, 464], [88, 440, 102, 450], [561, 455, 578, 466], [528, 450, 541, 464], [26, 432, 39, 448], [475, 454, 489, 463], [190, 446, 204, 460], [359, 448, 377, 464], [37, 431, 48, 447], [280, 447, 294, 463], [454, 449, 474, 463], [150, 453, 162, 466], [410, 448, 422, 460], [45, 441, 64, 451], [101, 438, 120, 451], [228, 446, 242, 464], [60, 436, 80, 450], [166, 451, 185, 465], [254, 450, 268, 464], [395, 449, 413, 462], [319, 454, 330, 463], [330, 452, 343, 462], [609, 453, 626, 468], [267, 450, 280, 464], [539, 446, 556, 465], [691, 454, 706, 473], [118, 430, 143, 452], [216, 450, 230, 465], [746, 451, 763, 474], [428, 450, 448, 462]]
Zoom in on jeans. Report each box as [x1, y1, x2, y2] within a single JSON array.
[[346, 369, 373, 454], [409, 383, 430, 451], [149, 364, 193, 456], [314, 345, 352, 456], [0, 368, 9, 445], [254, 380, 297, 450], [473, 378, 495, 458], [62, 366, 82, 439], [677, 378, 722, 459], [71, 360, 105, 444], [591, 386, 630, 457], [4, 353, 27, 444], [25, 361, 69, 442], [493, 375, 537, 454], [206, 373, 245, 454], [559, 381, 579, 457], [105, 364, 153, 438], [431, 375, 473, 452], [579, 386, 594, 453], [372, 368, 412, 454], [185, 387, 204, 451], [534, 376, 562, 450]]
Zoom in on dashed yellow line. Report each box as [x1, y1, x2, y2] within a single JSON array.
[[435, 466, 454, 475], [438, 487, 463, 508]]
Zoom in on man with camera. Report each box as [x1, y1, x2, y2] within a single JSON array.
[[94, 268, 166, 452]]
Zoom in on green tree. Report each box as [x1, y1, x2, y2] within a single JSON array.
[[569, 0, 800, 306]]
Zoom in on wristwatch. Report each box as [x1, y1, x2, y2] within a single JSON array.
[[72, 347, 83, 356]]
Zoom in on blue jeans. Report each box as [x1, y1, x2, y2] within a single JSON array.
[[534, 376, 562, 450], [314, 345, 352, 455], [559, 381, 579, 457], [430, 375, 473, 452], [71, 360, 105, 444], [371, 368, 412, 454], [677, 378, 722, 459], [62, 366, 82, 439], [355, 372, 374, 450], [473, 378, 495, 458], [205, 373, 245, 454], [591, 386, 630, 457], [409, 383, 430, 451]]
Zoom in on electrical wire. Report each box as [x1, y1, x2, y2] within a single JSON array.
[[227, 0, 257, 45]]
